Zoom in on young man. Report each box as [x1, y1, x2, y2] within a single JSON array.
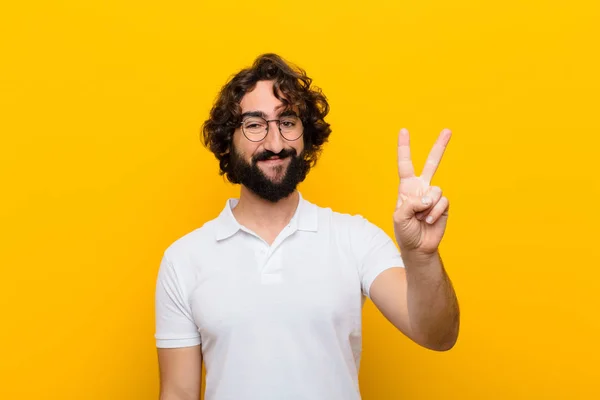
[[154, 53, 460, 400]]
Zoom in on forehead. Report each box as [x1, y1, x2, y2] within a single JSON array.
[[239, 80, 288, 116]]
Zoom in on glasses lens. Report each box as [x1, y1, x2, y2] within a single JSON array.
[[280, 116, 303, 140], [242, 117, 268, 138]]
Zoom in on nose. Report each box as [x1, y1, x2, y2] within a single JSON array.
[[261, 120, 285, 154]]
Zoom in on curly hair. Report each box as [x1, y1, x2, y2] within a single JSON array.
[[201, 53, 332, 184]]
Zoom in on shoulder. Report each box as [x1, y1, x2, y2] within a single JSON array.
[[161, 216, 220, 267], [304, 197, 388, 244], [306, 199, 401, 270], [155, 217, 221, 295], [308, 199, 380, 233]]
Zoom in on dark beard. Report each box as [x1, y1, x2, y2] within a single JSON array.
[[229, 146, 310, 203]]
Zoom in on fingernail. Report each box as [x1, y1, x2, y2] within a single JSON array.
[[400, 128, 408, 135], [442, 129, 452, 143], [426, 216, 434, 224], [422, 196, 431, 205]]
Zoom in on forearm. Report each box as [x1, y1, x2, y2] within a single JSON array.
[[159, 390, 199, 400], [157, 347, 202, 400], [403, 250, 460, 351]]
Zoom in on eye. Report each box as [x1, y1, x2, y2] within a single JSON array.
[[280, 119, 297, 128], [243, 118, 267, 131]]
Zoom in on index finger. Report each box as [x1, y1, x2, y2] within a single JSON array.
[[420, 128, 452, 184], [397, 128, 416, 179]]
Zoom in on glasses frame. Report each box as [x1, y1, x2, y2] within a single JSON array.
[[239, 115, 304, 142]]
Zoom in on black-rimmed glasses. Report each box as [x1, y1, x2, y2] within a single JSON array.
[[240, 115, 304, 142]]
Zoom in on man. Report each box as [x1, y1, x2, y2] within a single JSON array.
[[154, 53, 459, 400]]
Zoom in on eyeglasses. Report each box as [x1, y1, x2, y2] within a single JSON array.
[[240, 115, 304, 142]]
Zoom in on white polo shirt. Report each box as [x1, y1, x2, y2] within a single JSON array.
[[155, 192, 404, 400]]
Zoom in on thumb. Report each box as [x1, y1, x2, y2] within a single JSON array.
[[397, 193, 433, 218]]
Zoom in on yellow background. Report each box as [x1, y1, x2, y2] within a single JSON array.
[[1, 0, 599, 398]]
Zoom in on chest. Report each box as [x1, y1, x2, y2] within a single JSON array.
[[188, 232, 363, 341]]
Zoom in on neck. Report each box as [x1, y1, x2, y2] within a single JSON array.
[[232, 186, 300, 230]]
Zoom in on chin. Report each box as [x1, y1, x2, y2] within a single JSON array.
[[262, 166, 287, 178], [266, 175, 286, 184]]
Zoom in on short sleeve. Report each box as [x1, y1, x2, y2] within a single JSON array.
[[350, 215, 405, 299], [154, 253, 202, 348]]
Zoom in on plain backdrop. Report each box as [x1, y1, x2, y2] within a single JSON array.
[[1, 0, 599, 398]]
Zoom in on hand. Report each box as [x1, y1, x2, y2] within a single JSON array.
[[393, 128, 452, 256]]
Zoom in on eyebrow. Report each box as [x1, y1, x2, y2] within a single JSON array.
[[240, 111, 267, 120], [279, 109, 299, 118], [240, 109, 299, 120]]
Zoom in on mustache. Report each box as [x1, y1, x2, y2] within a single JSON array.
[[252, 148, 297, 163]]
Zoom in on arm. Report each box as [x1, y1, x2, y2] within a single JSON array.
[[158, 346, 202, 400], [369, 251, 459, 351], [369, 127, 460, 351], [155, 253, 203, 399]]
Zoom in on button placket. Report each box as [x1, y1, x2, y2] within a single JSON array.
[[256, 223, 297, 280], [256, 246, 268, 273], [261, 247, 283, 277], [261, 273, 283, 285]]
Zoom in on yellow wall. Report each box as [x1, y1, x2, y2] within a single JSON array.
[[1, 0, 599, 398]]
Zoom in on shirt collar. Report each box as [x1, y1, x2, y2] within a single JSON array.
[[215, 191, 318, 241]]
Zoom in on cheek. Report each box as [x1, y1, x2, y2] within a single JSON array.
[[232, 130, 243, 149], [233, 131, 256, 157], [294, 139, 305, 155]]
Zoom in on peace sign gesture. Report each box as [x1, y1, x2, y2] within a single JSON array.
[[393, 128, 452, 256]]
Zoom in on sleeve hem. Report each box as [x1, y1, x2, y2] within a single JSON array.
[[156, 337, 201, 349], [363, 263, 405, 299]]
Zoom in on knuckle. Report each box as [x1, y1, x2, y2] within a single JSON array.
[[429, 186, 442, 197]]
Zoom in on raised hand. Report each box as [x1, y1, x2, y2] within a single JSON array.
[[393, 128, 452, 256]]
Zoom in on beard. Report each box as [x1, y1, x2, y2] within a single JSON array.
[[229, 145, 310, 203]]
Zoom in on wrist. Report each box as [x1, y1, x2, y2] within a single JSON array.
[[401, 248, 440, 268]]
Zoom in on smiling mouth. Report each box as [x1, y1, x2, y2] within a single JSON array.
[[258, 156, 287, 164]]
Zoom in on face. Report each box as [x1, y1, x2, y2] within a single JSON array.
[[229, 80, 309, 202]]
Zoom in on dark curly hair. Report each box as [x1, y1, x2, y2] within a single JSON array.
[[201, 53, 332, 184]]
